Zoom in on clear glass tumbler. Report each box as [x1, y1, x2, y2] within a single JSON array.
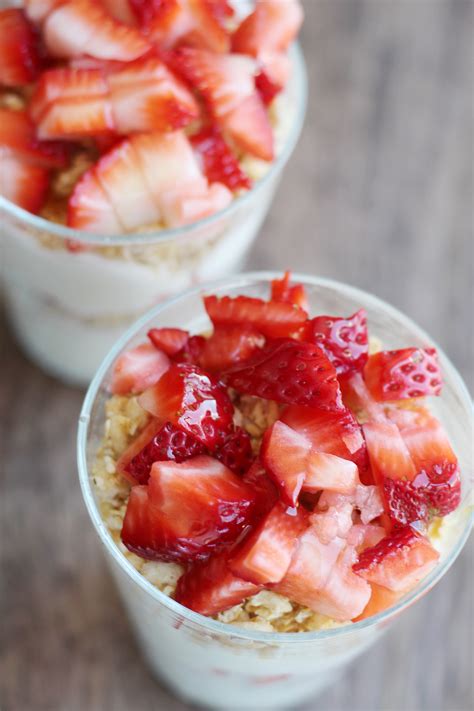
[[77, 273, 473, 710], [0, 44, 307, 387]]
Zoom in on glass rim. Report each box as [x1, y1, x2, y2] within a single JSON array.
[[0, 44, 307, 247], [77, 271, 473, 643]]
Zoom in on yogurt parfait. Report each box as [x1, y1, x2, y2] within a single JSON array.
[[0, 1, 306, 384]]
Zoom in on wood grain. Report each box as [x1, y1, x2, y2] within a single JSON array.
[[1, 1, 472, 710]]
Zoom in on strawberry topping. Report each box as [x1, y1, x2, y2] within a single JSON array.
[[196, 325, 264, 372], [270, 271, 309, 313], [148, 327, 190, 356], [364, 347, 442, 401], [110, 342, 170, 395], [302, 309, 369, 377], [204, 294, 307, 339], [191, 125, 252, 191], [213, 426, 255, 476], [0, 9, 41, 86]]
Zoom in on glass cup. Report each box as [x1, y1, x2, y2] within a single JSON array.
[[0, 44, 307, 388], [77, 273, 472, 710]]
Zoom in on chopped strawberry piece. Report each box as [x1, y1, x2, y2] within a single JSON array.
[[121, 455, 260, 562], [0, 108, 69, 168], [232, 0, 303, 56], [191, 126, 252, 191], [280, 405, 369, 477], [224, 339, 344, 412], [302, 309, 369, 378], [353, 525, 439, 592], [0, 9, 41, 86], [204, 294, 307, 339], [148, 327, 190, 356], [67, 169, 122, 233], [196, 325, 264, 372], [25, 0, 64, 24], [342, 372, 387, 423], [346, 523, 386, 552], [229, 502, 308, 585], [318, 485, 384, 526], [110, 342, 170, 395], [177, 334, 207, 364], [255, 69, 282, 106], [242, 460, 279, 517], [270, 271, 309, 313], [116, 418, 162, 480], [213, 426, 255, 477], [101, 0, 138, 26], [364, 347, 442, 401], [309, 502, 354, 544], [0, 153, 49, 213], [138, 362, 234, 448], [175, 550, 261, 616], [261, 421, 311, 506], [303, 452, 359, 495], [353, 582, 402, 621], [363, 420, 416, 483], [174, 47, 274, 160], [44, 0, 151, 61]]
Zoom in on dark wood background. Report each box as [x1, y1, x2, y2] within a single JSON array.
[[1, 1, 472, 709]]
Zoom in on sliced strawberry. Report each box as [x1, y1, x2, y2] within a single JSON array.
[[353, 582, 402, 621], [224, 339, 344, 412], [0, 9, 41, 86], [44, 0, 150, 61], [280, 405, 369, 477], [258, 49, 291, 88], [101, 0, 138, 26], [303, 452, 359, 495], [302, 309, 369, 378], [364, 348, 442, 401], [177, 334, 207, 364], [110, 342, 170, 395], [229, 502, 308, 585], [116, 418, 162, 480], [242, 460, 279, 517], [309, 502, 354, 545], [232, 0, 303, 56], [342, 372, 387, 423], [318, 485, 384, 527], [191, 126, 251, 191], [0, 153, 49, 213], [353, 525, 439, 592], [261, 420, 311, 506], [196, 325, 264, 372], [213, 426, 255, 477], [121, 455, 259, 562], [204, 294, 307, 339], [121, 421, 207, 484], [270, 271, 309, 313], [175, 550, 261, 616], [25, 0, 64, 24], [138, 362, 234, 448], [67, 169, 122, 233], [255, 69, 282, 106], [138, 0, 230, 53], [174, 47, 273, 160], [0, 108, 69, 168], [346, 523, 386, 552], [148, 327, 190, 356]]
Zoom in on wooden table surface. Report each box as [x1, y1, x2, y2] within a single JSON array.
[[1, 1, 472, 710]]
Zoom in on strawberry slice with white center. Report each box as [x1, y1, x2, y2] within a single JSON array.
[[175, 550, 261, 616], [353, 525, 439, 592], [191, 126, 252, 191], [25, 0, 64, 24], [148, 327, 190, 356], [0, 9, 41, 86], [303, 452, 360, 495], [44, 0, 151, 61], [110, 342, 170, 395], [302, 309, 369, 378], [281, 405, 369, 477], [116, 418, 162, 479], [67, 169, 122, 233], [196, 325, 264, 372], [121, 455, 260, 562], [270, 271, 309, 313], [232, 0, 303, 56], [229, 502, 309, 585], [309, 503, 354, 545], [224, 339, 344, 412], [138, 0, 230, 54], [0, 108, 69, 169], [364, 347, 442, 401], [138, 362, 234, 448], [174, 47, 273, 160], [346, 523, 386, 552], [261, 421, 311, 506], [0, 153, 49, 213], [204, 294, 307, 339], [318, 485, 384, 526]]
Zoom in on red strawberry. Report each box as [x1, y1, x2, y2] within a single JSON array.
[[0, 108, 68, 168], [280, 405, 369, 478], [0, 153, 49, 213], [229, 502, 308, 585], [121, 455, 259, 562], [353, 525, 439, 592], [255, 69, 282, 106], [67, 169, 122, 233], [232, 0, 303, 56], [213, 426, 255, 477], [174, 47, 274, 161], [364, 348, 442, 401], [191, 126, 252, 191], [261, 420, 311, 506], [302, 309, 369, 378], [25, 0, 64, 24], [116, 418, 162, 479], [302, 452, 360, 496], [148, 327, 190, 356], [101, 0, 138, 26], [270, 271, 309, 313], [138, 362, 234, 448], [177, 334, 207, 364], [110, 342, 170, 395], [43, 0, 151, 61], [121, 421, 207, 484], [196, 325, 264, 372], [0, 9, 41, 86], [204, 294, 307, 339], [242, 460, 279, 517], [224, 339, 344, 412], [175, 550, 261, 615]]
